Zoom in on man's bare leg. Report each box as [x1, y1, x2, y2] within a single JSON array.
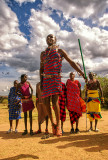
[[75, 119, 79, 133], [88, 121, 93, 132], [43, 96, 54, 125], [52, 94, 60, 127], [52, 94, 62, 136], [70, 122, 74, 133], [61, 121, 63, 131], [15, 119, 19, 129], [76, 119, 79, 129], [10, 120, 13, 130], [95, 119, 99, 132], [45, 116, 48, 130], [45, 116, 49, 135]]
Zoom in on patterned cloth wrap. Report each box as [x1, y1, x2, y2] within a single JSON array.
[[87, 90, 102, 121], [59, 82, 67, 122], [8, 87, 22, 120], [20, 82, 35, 112], [42, 47, 63, 98], [66, 79, 82, 124]]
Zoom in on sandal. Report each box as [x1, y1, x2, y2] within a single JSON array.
[[88, 128, 93, 132], [30, 129, 34, 136], [41, 134, 50, 139], [22, 130, 28, 135], [70, 128, 74, 134], [35, 129, 42, 134], [95, 128, 99, 132], [7, 128, 13, 134], [56, 127, 62, 137], [45, 129, 49, 135], [15, 128, 18, 133], [75, 128, 80, 134]]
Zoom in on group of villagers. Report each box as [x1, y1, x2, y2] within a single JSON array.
[[7, 34, 104, 138]]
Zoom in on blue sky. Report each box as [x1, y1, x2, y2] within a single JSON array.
[[0, 0, 108, 95]]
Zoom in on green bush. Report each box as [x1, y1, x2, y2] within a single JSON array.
[[96, 76, 108, 109]]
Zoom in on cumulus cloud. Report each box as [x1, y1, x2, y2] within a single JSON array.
[[99, 13, 108, 27], [69, 18, 108, 59], [42, 0, 108, 19], [0, 0, 28, 53], [0, 0, 108, 95]]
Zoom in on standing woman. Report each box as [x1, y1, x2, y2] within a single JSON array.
[[66, 72, 82, 133], [7, 80, 22, 133], [17, 74, 35, 135], [85, 72, 103, 132]]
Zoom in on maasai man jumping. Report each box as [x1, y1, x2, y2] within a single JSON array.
[[85, 72, 104, 132], [66, 72, 82, 133], [40, 34, 85, 136], [58, 82, 67, 134]]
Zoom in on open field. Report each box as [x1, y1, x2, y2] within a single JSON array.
[[0, 103, 108, 160]]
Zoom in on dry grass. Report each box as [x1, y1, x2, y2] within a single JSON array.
[[0, 103, 108, 160]]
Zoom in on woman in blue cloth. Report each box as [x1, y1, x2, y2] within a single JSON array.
[[7, 80, 22, 133]]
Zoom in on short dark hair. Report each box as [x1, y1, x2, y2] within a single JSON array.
[[47, 34, 57, 43], [14, 80, 18, 85], [21, 74, 27, 80], [88, 72, 94, 76]]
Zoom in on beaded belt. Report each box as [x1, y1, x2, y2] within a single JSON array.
[[41, 73, 61, 78]]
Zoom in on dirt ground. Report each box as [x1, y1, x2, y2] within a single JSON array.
[[0, 103, 108, 160]]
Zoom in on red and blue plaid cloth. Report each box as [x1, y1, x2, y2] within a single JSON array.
[[59, 82, 67, 122], [42, 48, 62, 98]]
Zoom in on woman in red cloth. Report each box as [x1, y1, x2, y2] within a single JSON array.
[[17, 74, 35, 135], [66, 72, 82, 133]]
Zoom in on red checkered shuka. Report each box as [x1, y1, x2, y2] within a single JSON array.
[[59, 82, 67, 122], [66, 79, 82, 114]]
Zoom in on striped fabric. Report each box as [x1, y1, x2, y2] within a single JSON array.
[[59, 82, 67, 122], [42, 48, 62, 98]]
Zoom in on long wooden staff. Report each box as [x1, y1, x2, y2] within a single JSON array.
[[78, 39, 87, 131]]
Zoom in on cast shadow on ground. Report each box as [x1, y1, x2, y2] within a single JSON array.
[[39, 132, 108, 152], [0, 154, 39, 160], [0, 131, 47, 139]]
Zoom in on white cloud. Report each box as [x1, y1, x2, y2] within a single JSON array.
[[28, 9, 60, 54], [14, 0, 36, 5], [42, 0, 108, 19], [99, 13, 108, 27], [0, 0, 28, 53], [69, 18, 108, 59]]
